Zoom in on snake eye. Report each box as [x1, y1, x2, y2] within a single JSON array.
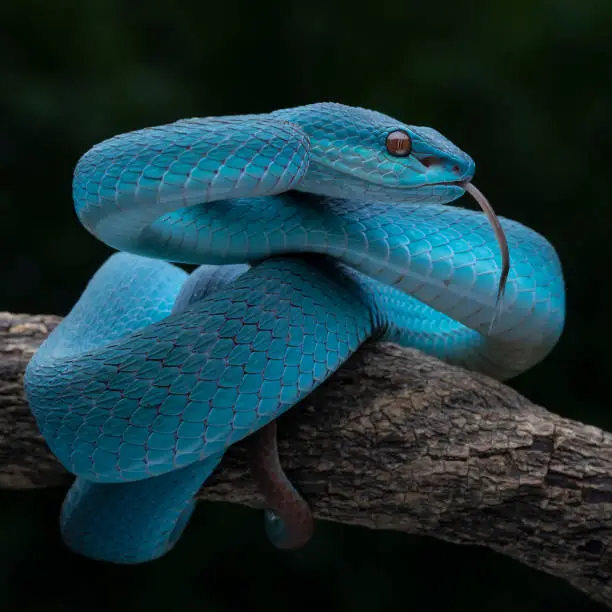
[[385, 130, 412, 157]]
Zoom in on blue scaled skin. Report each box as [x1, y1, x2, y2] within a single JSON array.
[[24, 103, 565, 563]]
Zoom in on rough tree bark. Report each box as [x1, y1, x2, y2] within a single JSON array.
[[1, 310, 611, 607]]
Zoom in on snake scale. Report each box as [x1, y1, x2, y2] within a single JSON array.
[[23, 102, 565, 563]]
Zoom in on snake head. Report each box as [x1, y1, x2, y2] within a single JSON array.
[[271, 102, 475, 204]]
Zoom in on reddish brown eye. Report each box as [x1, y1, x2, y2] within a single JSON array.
[[385, 130, 412, 157]]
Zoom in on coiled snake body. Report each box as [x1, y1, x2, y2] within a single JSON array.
[[24, 103, 565, 563]]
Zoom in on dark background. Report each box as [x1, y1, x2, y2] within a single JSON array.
[[2, 1, 611, 610]]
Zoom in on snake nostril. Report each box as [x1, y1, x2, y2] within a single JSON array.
[[421, 157, 462, 176], [421, 156, 439, 168]]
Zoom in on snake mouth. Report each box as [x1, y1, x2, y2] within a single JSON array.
[[459, 181, 510, 331]]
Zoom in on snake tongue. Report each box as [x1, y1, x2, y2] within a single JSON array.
[[460, 182, 509, 333]]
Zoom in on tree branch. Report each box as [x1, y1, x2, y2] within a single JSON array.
[[1, 310, 611, 607]]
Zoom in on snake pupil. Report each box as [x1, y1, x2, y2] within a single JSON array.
[[386, 130, 412, 157]]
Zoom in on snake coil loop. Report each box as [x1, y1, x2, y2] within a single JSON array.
[[24, 103, 565, 563]]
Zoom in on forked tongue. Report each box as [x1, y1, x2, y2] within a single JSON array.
[[460, 182, 509, 334]]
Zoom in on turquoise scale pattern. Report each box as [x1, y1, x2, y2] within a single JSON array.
[[130, 192, 565, 378], [60, 449, 221, 563], [271, 104, 474, 200], [26, 254, 373, 563], [24, 102, 566, 563], [26, 256, 373, 485], [72, 117, 311, 253]]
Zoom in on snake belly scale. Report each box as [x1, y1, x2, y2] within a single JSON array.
[[24, 102, 565, 563]]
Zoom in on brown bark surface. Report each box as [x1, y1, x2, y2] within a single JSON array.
[[1, 310, 611, 607]]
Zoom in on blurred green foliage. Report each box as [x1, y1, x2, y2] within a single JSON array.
[[1, 0, 611, 610]]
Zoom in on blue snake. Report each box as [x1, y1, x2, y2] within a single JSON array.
[[23, 103, 565, 564]]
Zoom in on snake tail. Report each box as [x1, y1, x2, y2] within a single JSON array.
[[247, 420, 314, 550], [174, 263, 315, 550]]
